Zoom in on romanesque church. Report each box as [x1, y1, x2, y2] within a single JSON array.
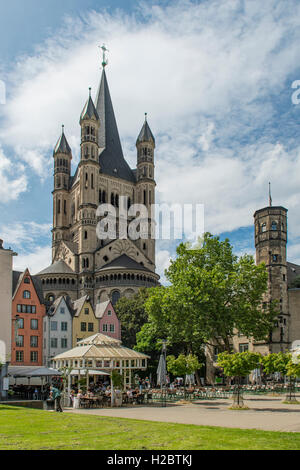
[[37, 62, 159, 307]]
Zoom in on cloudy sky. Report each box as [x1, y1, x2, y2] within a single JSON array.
[[1, 0, 300, 282]]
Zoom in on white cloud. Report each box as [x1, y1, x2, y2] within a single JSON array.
[[2, 1, 300, 269], [0, 146, 27, 202], [13, 245, 52, 275]]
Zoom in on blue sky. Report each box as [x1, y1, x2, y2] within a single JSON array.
[[1, 0, 300, 282]]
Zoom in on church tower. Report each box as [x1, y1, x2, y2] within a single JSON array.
[[39, 49, 160, 306], [254, 197, 289, 352], [136, 114, 156, 264], [52, 126, 72, 259]]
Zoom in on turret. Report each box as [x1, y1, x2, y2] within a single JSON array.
[[52, 126, 72, 258], [254, 201, 289, 352], [135, 114, 156, 264]]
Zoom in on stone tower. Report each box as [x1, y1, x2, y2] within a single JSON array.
[[254, 204, 289, 352], [38, 59, 160, 305]]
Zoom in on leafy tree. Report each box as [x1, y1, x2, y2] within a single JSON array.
[[145, 234, 277, 356], [217, 352, 261, 406], [260, 352, 290, 376], [167, 354, 202, 398], [115, 288, 149, 349]]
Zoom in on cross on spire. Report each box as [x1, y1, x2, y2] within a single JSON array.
[[100, 44, 109, 68]]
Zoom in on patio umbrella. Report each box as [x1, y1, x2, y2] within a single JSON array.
[[185, 374, 195, 385], [156, 354, 167, 386]]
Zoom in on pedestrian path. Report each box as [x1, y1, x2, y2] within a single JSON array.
[[65, 395, 300, 432]]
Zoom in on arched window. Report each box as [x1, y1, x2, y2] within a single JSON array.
[[111, 290, 121, 306], [111, 193, 115, 206], [23, 290, 31, 299]]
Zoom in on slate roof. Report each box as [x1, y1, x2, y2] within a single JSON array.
[[136, 119, 155, 145], [95, 68, 136, 183], [53, 129, 71, 155], [95, 300, 115, 319], [96, 254, 152, 273], [80, 93, 99, 122], [37, 259, 75, 276], [72, 294, 90, 317], [12, 269, 45, 304]]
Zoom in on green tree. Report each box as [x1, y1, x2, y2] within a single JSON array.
[[115, 288, 149, 349], [145, 234, 277, 356], [167, 354, 202, 398], [217, 352, 261, 406]]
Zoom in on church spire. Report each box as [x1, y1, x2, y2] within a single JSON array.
[[53, 125, 72, 155], [136, 113, 155, 146], [80, 88, 99, 122], [95, 66, 135, 182]]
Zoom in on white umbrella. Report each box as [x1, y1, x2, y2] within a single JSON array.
[[156, 354, 167, 386]]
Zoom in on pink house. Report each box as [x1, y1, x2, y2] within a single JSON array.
[[95, 300, 121, 340]]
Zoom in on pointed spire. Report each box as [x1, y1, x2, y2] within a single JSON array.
[[136, 113, 155, 146], [94, 68, 135, 182], [80, 88, 99, 122], [269, 182, 272, 207], [53, 125, 71, 155]]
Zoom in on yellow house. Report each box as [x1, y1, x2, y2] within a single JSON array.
[[72, 295, 98, 347]]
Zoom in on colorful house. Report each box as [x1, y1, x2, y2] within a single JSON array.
[[43, 296, 74, 367], [72, 295, 98, 347], [11, 269, 46, 366], [95, 300, 121, 341]]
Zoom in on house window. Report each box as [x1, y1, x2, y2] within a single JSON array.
[[16, 335, 24, 347], [17, 304, 21, 313], [61, 338, 68, 348], [107, 310, 112, 316], [61, 322, 68, 331], [84, 308, 89, 315], [88, 323, 94, 332], [24, 277, 30, 284], [51, 321, 58, 331], [31, 319, 38, 330], [239, 343, 249, 352], [16, 351, 24, 362], [30, 336, 38, 348], [60, 307, 65, 314], [81, 322, 87, 332], [109, 324, 115, 333], [31, 306, 36, 314], [102, 324, 108, 332], [213, 347, 219, 362], [23, 290, 31, 299], [51, 338, 58, 348], [18, 318, 24, 329], [30, 351, 38, 362]]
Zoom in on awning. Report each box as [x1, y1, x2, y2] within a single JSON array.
[[8, 366, 62, 377], [69, 370, 110, 376]]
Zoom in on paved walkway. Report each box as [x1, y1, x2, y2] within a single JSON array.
[[65, 395, 300, 432]]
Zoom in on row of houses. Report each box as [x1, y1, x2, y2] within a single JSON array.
[[11, 268, 121, 367]]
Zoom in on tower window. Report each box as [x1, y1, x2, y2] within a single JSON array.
[[272, 254, 278, 262], [261, 223, 266, 232], [84, 231, 88, 239], [271, 221, 277, 230]]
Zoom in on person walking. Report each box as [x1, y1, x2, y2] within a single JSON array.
[[50, 385, 63, 412]]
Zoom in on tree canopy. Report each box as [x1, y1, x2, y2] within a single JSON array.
[[144, 233, 277, 353]]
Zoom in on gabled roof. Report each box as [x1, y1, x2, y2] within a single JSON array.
[[72, 295, 91, 317], [95, 300, 115, 319], [12, 269, 45, 304], [53, 129, 71, 155], [37, 259, 75, 276], [95, 68, 135, 183], [97, 254, 152, 273], [47, 295, 74, 317]]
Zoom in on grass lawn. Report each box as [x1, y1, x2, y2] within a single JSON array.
[[0, 405, 300, 450]]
